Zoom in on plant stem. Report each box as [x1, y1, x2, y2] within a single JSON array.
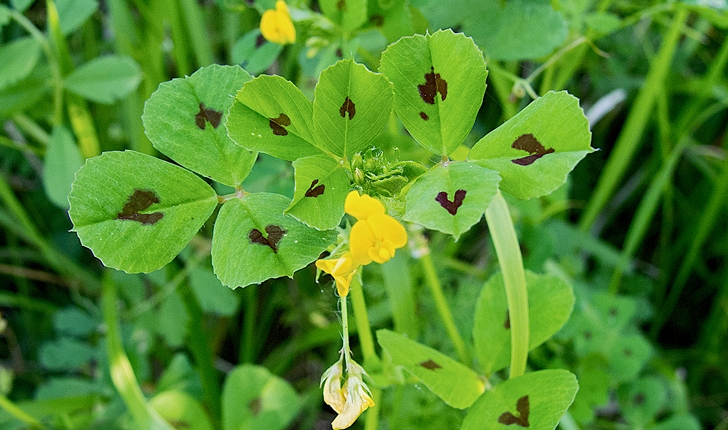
[[484, 191, 529, 379], [101, 273, 173, 430], [420, 252, 470, 364], [579, 7, 689, 232], [341, 294, 351, 366], [349, 275, 378, 366]]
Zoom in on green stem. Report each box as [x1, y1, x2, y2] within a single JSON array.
[[579, 7, 689, 232], [484, 191, 528, 379], [341, 294, 351, 366], [11, 114, 50, 147], [240, 286, 257, 363], [363, 387, 382, 430], [178, 281, 222, 421], [102, 273, 173, 430], [0, 395, 43, 429], [420, 252, 470, 364], [349, 275, 378, 367]]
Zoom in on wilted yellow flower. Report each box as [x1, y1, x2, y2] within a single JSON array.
[[260, 0, 296, 45], [321, 358, 346, 414], [316, 252, 358, 297], [331, 362, 375, 429]]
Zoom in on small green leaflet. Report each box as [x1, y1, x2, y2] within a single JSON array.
[[473, 271, 574, 375], [68, 150, 218, 273], [618, 377, 667, 428], [211, 193, 338, 288], [228, 75, 322, 161], [404, 161, 500, 239], [319, 0, 367, 31], [232, 29, 283, 75], [0, 37, 41, 92], [63, 55, 142, 104], [286, 155, 350, 230], [461, 369, 578, 430], [189, 268, 240, 316], [143, 64, 257, 187], [42, 126, 83, 209], [463, 0, 568, 61], [56, 0, 98, 35], [377, 329, 485, 409], [151, 391, 213, 430], [380, 29, 487, 156], [221, 364, 300, 430], [368, 0, 415, 43], [312, 59, 393, 158], [468, 91, 594, 200]]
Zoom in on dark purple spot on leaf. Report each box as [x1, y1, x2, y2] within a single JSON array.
[[624, 348, 632, 357], [305, 179, 325, 197], [418, 66, 448, 105], [195, 102, 222, 130], [504, 310, 511, 329], [498, 395, 530, 427], [255, 34, 266, 48], [420, 111, 429, 121], [609, 307, 618, 316], [116, 189, 163, 225], [340, 97, 356, 120], [249, 397, 262, 415], [435, 189, 466, 215], [269, 113, 291, 136], [337, 0, 346, 10], [370, 14, 384, 27], [419, 359, 441, 370], [249, 224, 286, 253], [584, 331, 592, 340], [511, 133, 554, 166], [633, 393, 646, 406], [336, 48, 343, 58]]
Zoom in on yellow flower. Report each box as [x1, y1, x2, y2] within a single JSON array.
[[345, 191, 407, 265], [321, 358, 346, 414], [316, 252, 358, 297], [260, 0, 296, 45], [331, 361, 375, 430]]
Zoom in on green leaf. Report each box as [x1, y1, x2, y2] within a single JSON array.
[[618, 377, 667, 428], [607, 334, 652, 382], [468, 91, 594, 200], [320, 0, 367, 31], [39, 338, 95, 371], [312, 59, 393, 158], [0, 6, 9, 28], [0, 65, 50, 117], [377, 329, 485, 409], [463, 0, 568, 61], [68, 150, 218, 273], [56, 0, 98, 35], [189, 267, 240, 316], [222, 364, 300, 430], [461, 369, 578, 430], [473, 271, 575, 375], [0, 37, 41, 91], [212, 193, 338, 288], [651, 414, 702, 430], [228, 75, 322, 161], [158, 290, 188, 347], [42, 126, 84, 209], [380, 29, 487, 156], [63, 55, 141, 104], [143, 64, 257, 187], [403, 161, 500, 238], [286, 155, 350, 230], [368, 0, 414, 43], [53, 307, 97, 338], [10, 0, 34, 12], [150, 391, 214, 430], [232, 29, 283, 75]]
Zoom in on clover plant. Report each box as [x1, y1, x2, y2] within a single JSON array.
[[68, 29, 594, 429]]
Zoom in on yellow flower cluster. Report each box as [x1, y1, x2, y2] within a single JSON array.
[[316, 191, 407, 297], [321, 358, 375, 429], [260, 0, 296, 45]]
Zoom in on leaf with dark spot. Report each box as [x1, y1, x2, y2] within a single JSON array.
[[304, 179, 325, 197], [340, 97, 356, 120], [498, 395, 530, 427], [269, 113, 291, 136], [633, 393, 645, 406], [248, 224, 287, 252], [248, 397, 262, 415], [504, 310, 511, 329], [370, 14, 384, 27], [511, 133, 554, 166], [255, 34, 266, 48], [420, 111, 429, 120], [435, 189, 466, 215], [418, 66, 448, 104], [116, 189, 164, 225], [419, 359, 442, 370], [584, 330, 592, 340], [194, 102, 222, 130], [336, 0, 346, 10], [624, 349, 632, 357]]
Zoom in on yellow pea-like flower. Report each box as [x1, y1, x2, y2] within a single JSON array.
[[315, 252, 358, 297], [260, 0, 296, 45]]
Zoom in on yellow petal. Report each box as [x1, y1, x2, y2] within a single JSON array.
[[321, 360, 346, 414], [331, 375, 375, 429], [259, 1, 296, 45], [366, 213, 407, 248], [316, 253, 358, 297], [344, 191, 384, 221], [349, 221, 375, 266]]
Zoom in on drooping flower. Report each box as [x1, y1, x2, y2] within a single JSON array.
[[260, 0, 296, 45], [321, 358, 346, 414], [315, 252, 358, 297], [331, 361, 375, 430]]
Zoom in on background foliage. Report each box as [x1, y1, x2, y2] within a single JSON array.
[[0, 0, 727, 429]]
